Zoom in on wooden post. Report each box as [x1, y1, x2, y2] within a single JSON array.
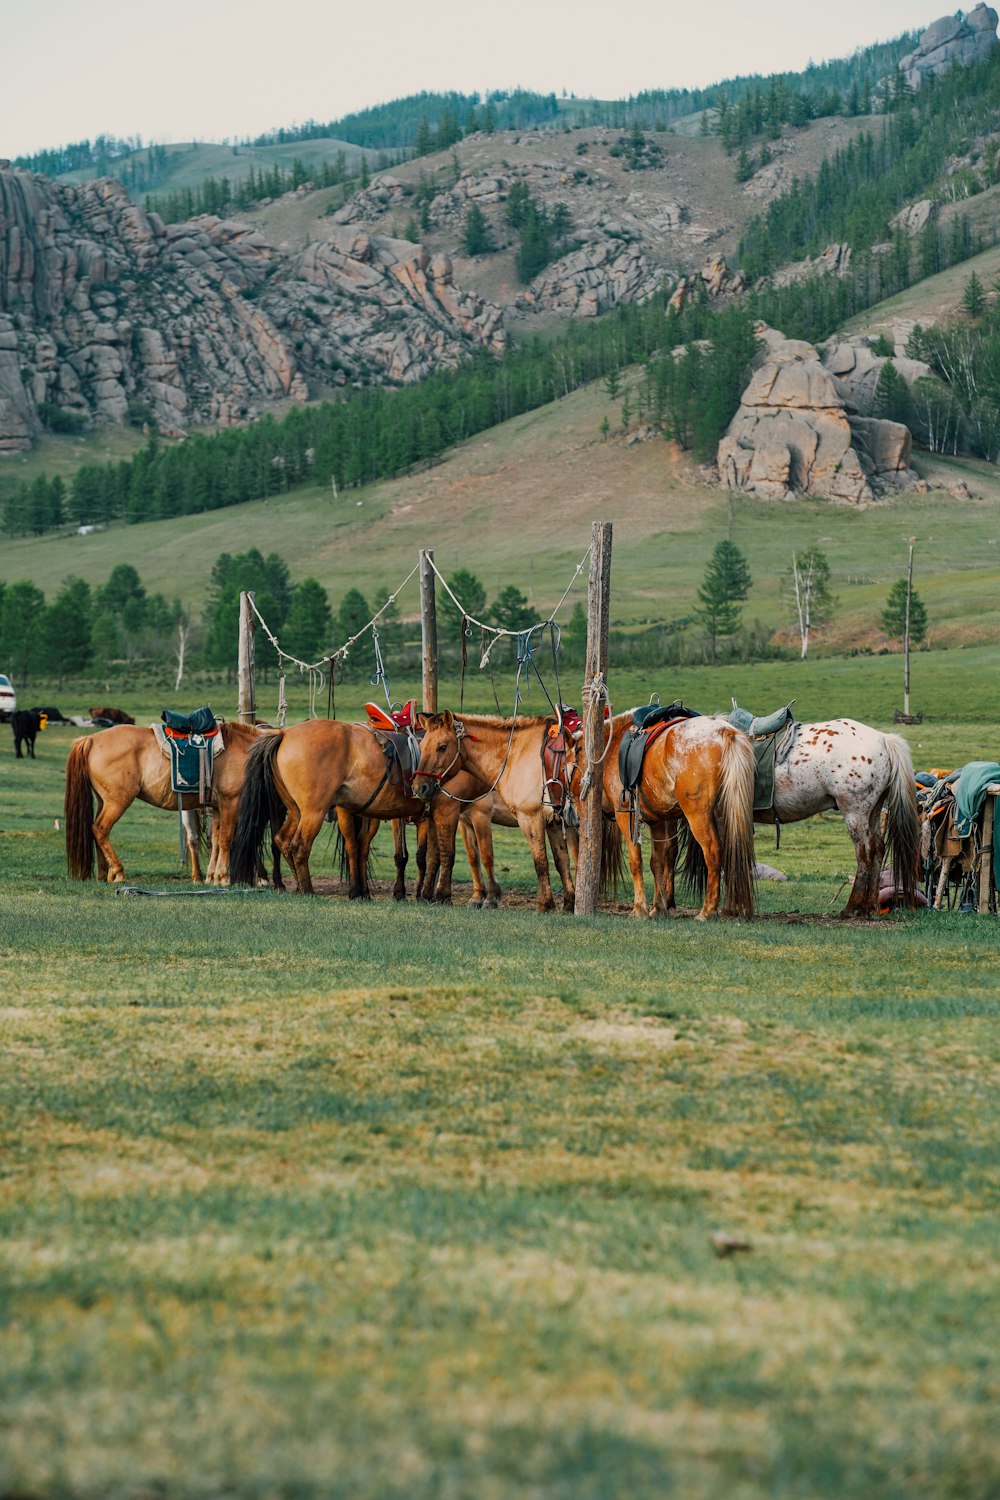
[[978, 792, 995, 914], [420, 550, 438, 713], [903, 538, 915, 718], [238, 590, 257, 725], [575, 521, 613, 917]]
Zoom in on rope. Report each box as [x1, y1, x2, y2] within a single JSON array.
[[577, 672, 613, 801], [427, 545, 591, 670], [246, 561, 420, 716]]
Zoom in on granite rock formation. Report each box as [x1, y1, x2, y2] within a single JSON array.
[[718, 327, 915, 504], [0, 167, 505, 450], [899, 5, 999, 91]]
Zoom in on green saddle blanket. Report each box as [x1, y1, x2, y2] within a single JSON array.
[[160, 705, 219, 797]]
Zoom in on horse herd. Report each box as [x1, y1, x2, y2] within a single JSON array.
[[60, 701, 920, 920]]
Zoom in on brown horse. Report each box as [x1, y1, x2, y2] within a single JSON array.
[[411, 712, 598, 912], [64, 721, 274, 885], [228, 718, 502, 900], [566, 710, 757, 920]]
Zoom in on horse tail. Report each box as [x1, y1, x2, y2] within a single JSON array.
[[717, 726, 756, 918], [599, 814, 625, 900], [230, 731, 284, 885], [64, 737, 96, 880], [883, 732, 920, 906]]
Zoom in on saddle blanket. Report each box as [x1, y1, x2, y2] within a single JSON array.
[[154, 706, 222, 797]]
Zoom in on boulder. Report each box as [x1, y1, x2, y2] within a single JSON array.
[[719, 327, 916, 504], [899, 5, 999, 90]]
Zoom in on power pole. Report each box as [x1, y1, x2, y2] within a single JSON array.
[[238, 590, 257, 725], [420, 550, 438, 712], [575, 521, 613, 917]]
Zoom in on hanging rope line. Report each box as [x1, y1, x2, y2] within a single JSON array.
[[246, 542, 592, 724], [247, 560, 421, 711], [425, 545, 591, 672]]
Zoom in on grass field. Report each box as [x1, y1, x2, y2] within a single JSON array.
[[1, 693, 999, 1498]]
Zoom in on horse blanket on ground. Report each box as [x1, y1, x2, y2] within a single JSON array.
[[728, 700, 797, 813]]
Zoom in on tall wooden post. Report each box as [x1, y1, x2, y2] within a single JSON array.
[[903, 538, 915, 718], [575, 521, 613, 916], [238, 590, 257, 725], [420, 549, 438, 713]]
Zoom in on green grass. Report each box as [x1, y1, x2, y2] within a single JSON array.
[[1, 708, 999, 1497], [56, 137, 371, 196]]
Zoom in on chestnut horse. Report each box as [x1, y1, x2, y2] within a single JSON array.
[[411, 712, 611, 913], [228, 718, 505, 900], [567, 711, 757, 920], [65, 721, 275, 885]]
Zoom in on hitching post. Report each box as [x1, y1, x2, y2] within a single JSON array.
[[238, 590, 257, 725], [420, 550, 438, 713], [903, 538, 915, 718], [575, 521, 613, 916]]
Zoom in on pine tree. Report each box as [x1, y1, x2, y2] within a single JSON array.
[[881, 578, 927, 644], [283, 578, 332, 662], [695, 540, 752, 664], [962, 270, 986, 319], [440, 568, 487, 632], [462, 202, 494, 256]]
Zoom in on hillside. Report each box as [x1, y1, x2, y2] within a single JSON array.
[[3, 370, 999, 661]]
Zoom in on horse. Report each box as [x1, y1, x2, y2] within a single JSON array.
[[64, 720, 276, 885], [410, 711, 614, 913], [228, 718, 502, 900], [11, 709, 42, 759], [565, 710, 757, 920], [749, 718, 920, 917]]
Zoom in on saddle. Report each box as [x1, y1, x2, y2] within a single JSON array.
[[364, 701, 422, 793], [618, 702, 700, 842], [158, 706, 220, 800], [728, 699, 797, 813]]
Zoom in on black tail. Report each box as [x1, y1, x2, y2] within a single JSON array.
[[677, 819, 707, 904], [599, 815, 625, 900], [333, 812, 376, 886], [230, 732, 285, 885]]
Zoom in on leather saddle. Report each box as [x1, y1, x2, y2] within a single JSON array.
[[159, 705, 219, 797], [728, 699, 797, 813], [364, 700, 421, 784]]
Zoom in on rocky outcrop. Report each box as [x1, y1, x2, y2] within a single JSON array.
[[718, 327, 915, 504], [819, 336, 934, 415], [900, 5, 999, 90], [668, 256, 747, 312], [0, 167, 506, 450], [516, 238, 663, 317]]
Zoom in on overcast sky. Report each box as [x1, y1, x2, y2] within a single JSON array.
[[2, 0, 943, 158]]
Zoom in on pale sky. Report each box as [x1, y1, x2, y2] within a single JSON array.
[[2, 0, 941, 158]]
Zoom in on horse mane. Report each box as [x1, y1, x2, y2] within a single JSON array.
[[221, 720, 271, 745], [455, 712, 553, 729]]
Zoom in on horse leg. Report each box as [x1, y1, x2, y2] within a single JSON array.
[[420, 819, 441, 901], [459, 815, 487, 906], [183, 812, 204, 884], [337, 809, 370, 900], [615, 808, 649, 917], [546, 821, 576, 912], [649, 821, 674, 917], [391, 818, 408, 901], [414, 819, 429, 900], [285, 810, 323, 896], [839, 800, 885, 918], [469, 806, 502, 907], [517, 811, 556, 912], [91, 796, 129, 884], [683, 806, 723, 920], [430, 804, 462, 905]]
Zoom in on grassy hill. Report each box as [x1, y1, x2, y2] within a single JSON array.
[[3, 370, 999, 662]]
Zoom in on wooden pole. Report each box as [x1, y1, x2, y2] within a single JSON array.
[[575, 521, 613, 917], [420, 550, 438, 713], [978, 794, 995, 914], [903, 538, 915, 717], [238, 590, 257, 725]]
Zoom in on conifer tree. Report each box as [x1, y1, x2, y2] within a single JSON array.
[[695, 541, 752, 664]]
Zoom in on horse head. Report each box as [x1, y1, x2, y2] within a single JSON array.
[[412, 710, 464, 802]]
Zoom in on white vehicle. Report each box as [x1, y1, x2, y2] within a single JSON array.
[[0, 674, 15, 722]]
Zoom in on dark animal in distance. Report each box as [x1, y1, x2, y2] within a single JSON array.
[[11, 708, 42, 758], [33, 705, 69, 723], [89, 705, 135, 725]]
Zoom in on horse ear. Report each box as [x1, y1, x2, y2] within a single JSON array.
[[416, 713, 430, 730], [440, 709, 454, 729]]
